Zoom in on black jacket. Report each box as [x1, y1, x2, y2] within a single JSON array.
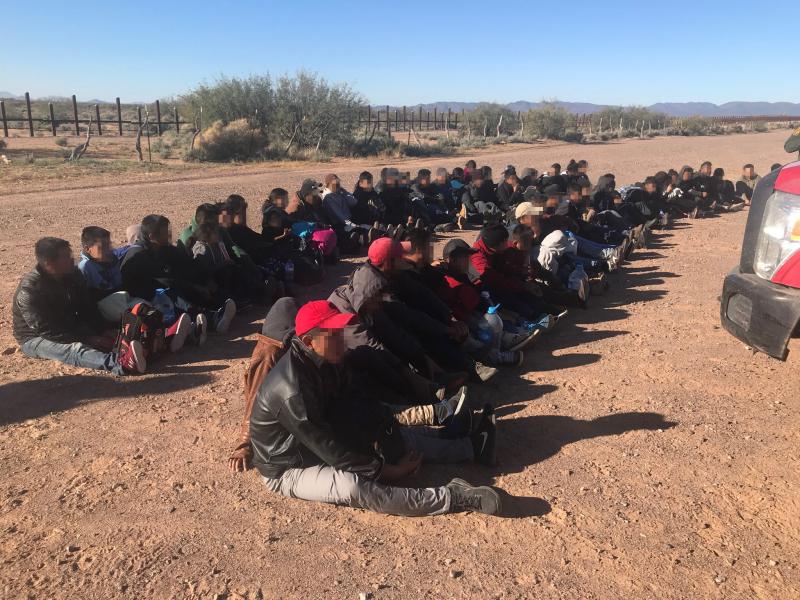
[[496, 181, 523, 210], [121, 242, 204, 302], [12, 266, 104, 345], [249, 338, 384, 480]]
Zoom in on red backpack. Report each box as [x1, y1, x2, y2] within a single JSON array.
[[116, 302, 166, 359]]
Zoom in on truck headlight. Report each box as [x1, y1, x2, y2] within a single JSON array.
[[754, 191, 800, 280]]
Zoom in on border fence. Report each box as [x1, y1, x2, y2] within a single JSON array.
[[1, 91, 799, 138]]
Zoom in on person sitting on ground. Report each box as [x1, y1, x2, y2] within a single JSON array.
[[460, 168, 502, 227], [378, 168, 412, 229], [577, 159, 591, 186], [249, 299, 501, 516], [432, 167, 457, 213], [322, 173, 376, 252], [735, 164, 760, 204], [229, 298, 298, 472], [410, 168, 452, 229], [712, 168, 746, 211], [539, 163, 567, 193], [222, 194, 276, 265], [261, 188, 292, 234], [520, 167, 538, 189], [471, 223, 564, 322], [496, 167, 524, 211], [463, 159, 477, 182], [122, 214, 236, 334], [13, 237, 147, 375], [677, 166, 705, 217], [352, 171, 384, 226]]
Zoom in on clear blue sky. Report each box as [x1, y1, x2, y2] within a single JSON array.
[[2, 0, 798, 106]]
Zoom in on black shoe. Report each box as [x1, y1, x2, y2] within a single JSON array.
[[471, 405, 497, 466], [446, 477, 501, 515], [441, 400, 472, 439]]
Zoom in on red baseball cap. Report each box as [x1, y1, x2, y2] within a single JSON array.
[[295, 300, 357, 337], [368, 237, 404, 265]]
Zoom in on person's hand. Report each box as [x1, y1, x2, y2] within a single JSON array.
[[228, 443, 253, 473], [380, 450, 423, 482], [524, 280, 543, 297]]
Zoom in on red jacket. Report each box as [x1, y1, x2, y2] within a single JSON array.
[[441, 270, 481, 323], [470, 238, 524, 294]]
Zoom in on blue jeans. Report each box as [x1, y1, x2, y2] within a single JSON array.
[[20, 337, 123, 375], [575, 234, 615, 258]]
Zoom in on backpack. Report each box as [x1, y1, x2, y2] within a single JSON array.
[[116, 302, 167, 359]]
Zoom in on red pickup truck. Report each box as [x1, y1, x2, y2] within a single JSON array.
[[720, 161, 800, 359]]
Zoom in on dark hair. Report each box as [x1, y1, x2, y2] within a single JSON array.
[[225, 194, 247, 213], [510, 224, 532, 243], [577, 159, 588, 168], [668, 169, 678, 177], [567, 183, 582, 194], [713, 168, 725, 178], [452, 167, 464, 178], [566, 161, 579, 174], [480, 165, 492, 178], [196, 221, 220, 242], [551, 163, 561, 171], [269, 188, 289, 203], [141, 214, 170, 241], [81, 226, 110, 248], [407, 227, 432, 254], [481, 223, 509, 249], [771, 163, 782, 171], [195, 203, 220, 224], [700, 161, 712, 169], [465, 160, 477, 169], [416, 168, 431, 180], [358, 171, 373, 182], [644, 176, 657, 186], [35, 237, 70, 266], [743, 163, 754, 170]]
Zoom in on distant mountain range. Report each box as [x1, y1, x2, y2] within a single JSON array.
[[386, 100, 800, 117], [1, 91, 797, 116]]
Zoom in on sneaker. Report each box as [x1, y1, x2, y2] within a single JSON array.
[[471, 405, 497, 466], [474, 361, 498, 382], [392, 224, 406, 241], [167, 313, 192, 353], [457, 214, 468, 230], [440, 222, 457, 233], [553, 308, 569, 323], [367, 226, 380, 244], [441, 400, 473, 439], [728, 202, 745, 212], [415, 218, 425, 230], [487, 348, 523, 367], [118, 339, 146, 374], [194, 313, 208, 346], [446, 477, 501, 515], [690, 207, 700, 219], [501, 328, 540, 352], [446, 385, 468, 417], [214, 299, 236, 334]]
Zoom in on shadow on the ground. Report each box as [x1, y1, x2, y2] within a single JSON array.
[[0, 371, 214, 426]]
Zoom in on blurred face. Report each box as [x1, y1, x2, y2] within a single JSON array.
[[45, 246, 75, 277], [568, 190, 581, 203], [682, 170, 693, 182], [385, 176, 398, 188], [581, 186, 591, 197], [419, 176, 430, 186], [613, 195, 623, 206], [579, 164, 588, 174], [546, 197, 559, 209], [328, 178, 340, 192], [150, 224, 171, 246], [472, 176, 484, 187], [85, 236, 112, 263], [304, 328, 346, 364], [743, 166, 754, 178], [548, 166, 557, 176], [435, 174, 447, 185], [219, 211, 233, 228], [448, 253, 470, 274], [274, 194, 289, 209], [644, 182, 656, 193], [359, 178, 373, 191], [701, 164, 712, 176]]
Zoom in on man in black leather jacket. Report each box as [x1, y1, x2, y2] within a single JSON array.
[[13, 237, 145, 375], [249, 300, 501, 516]]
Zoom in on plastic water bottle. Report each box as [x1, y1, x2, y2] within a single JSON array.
[[568, 263, 589, 301], [284, 259, 294, 284], [153, 288, 176, 325], [478, 305, 504, 349]]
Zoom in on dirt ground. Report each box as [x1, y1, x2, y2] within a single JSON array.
[[1, 130, 798, 599]]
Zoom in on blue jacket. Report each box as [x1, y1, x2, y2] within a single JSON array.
[[78, 251, 122, 299]]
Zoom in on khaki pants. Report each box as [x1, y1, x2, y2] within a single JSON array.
[[262, 429, 472, 516]]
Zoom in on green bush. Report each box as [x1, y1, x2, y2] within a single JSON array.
[[54, 137, 68, 147], [753, 124, 768, 133], [525, 103, 572, 139]]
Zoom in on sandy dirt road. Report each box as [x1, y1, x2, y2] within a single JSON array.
[[1, 130, 798, 599]]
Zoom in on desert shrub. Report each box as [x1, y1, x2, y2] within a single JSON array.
[[753, 123, 768, 133], [54, 137, 68, 147], [459, 103, 519, 138], [525, 103, 572, 139], [193, 119, 268, 161], [346, 133, 400, 157], [401, 140, 456, 157], [562, 129, 584, 143], [678, 116, 712, 136]]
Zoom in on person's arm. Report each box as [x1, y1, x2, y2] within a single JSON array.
[[16, 282, 75, 343], [275, 391, 383, 480], [470, 252, 523, 293]]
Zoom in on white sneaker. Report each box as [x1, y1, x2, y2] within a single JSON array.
[[194, 313, 208, 346], [168, 313, 192, 353], [214, 299, 236, 333]]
